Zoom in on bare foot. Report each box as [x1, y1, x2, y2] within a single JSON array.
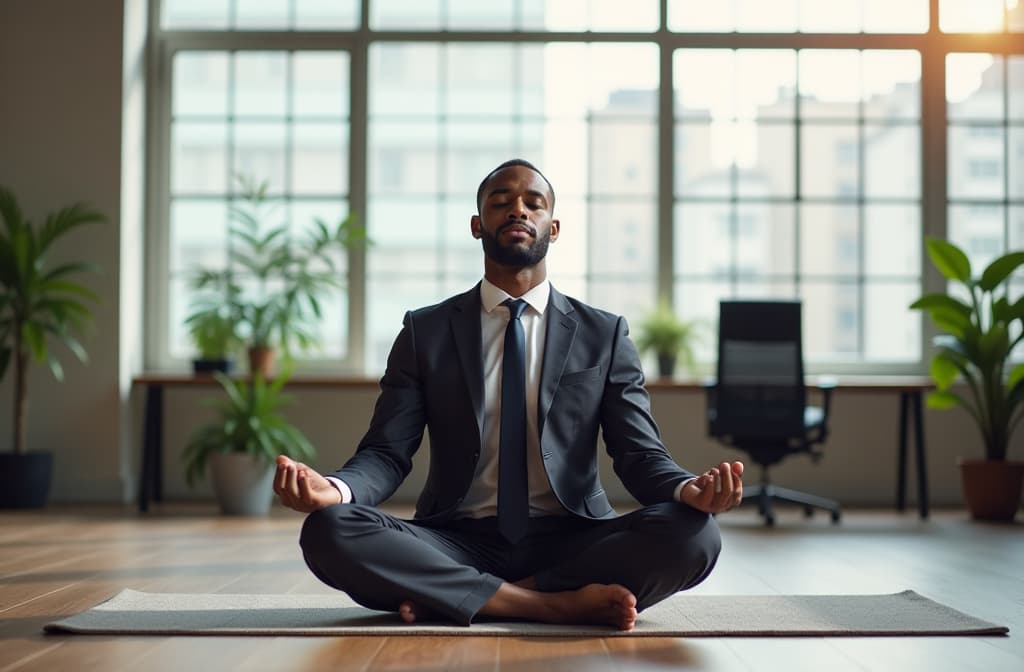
[[549, 584, 638, 630], [398, 600, 442, 624], [480, 582, 638, 630]]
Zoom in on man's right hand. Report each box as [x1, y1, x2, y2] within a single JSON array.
[[273, 455, 342, 513]]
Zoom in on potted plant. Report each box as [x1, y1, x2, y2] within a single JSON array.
[[182, 365, 315, 515], [909, 237, 1024, 522], [184, 273, 243, 375], [0, 186, 104, 508], [189, 175, 366, 377], [635, 301, 702, 379]]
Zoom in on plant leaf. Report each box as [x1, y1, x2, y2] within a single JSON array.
[[930, 353, 959, 390], [979, 251, 1024, 292], [926, 390, 960, 410], [925, 238, 971, 284]]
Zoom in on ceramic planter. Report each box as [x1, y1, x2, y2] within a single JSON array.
[[208, 452, 275, 516], [958, 458, 1024, 522]]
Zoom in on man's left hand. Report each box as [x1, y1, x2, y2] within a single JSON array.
[[680, 461, 744, 514]]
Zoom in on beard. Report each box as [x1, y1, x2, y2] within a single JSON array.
[[479, 224, 551, 268]]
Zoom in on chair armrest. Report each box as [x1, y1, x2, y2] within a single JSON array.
[[703, 377, 718, 434], [811, 377, 835, 443]]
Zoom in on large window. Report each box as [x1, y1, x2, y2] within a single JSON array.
[[673, 49, 922, 363], [947, 54, 1024, 272], [151, 0, 1024, 374], [164, 50, 351, 362], [365, 42, 658, 365]]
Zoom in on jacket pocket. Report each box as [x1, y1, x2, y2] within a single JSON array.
[[583, 489, 614, 517], [560, 366, 602, 387]]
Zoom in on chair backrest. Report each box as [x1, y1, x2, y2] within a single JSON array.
[[712, 300, 806, 441]]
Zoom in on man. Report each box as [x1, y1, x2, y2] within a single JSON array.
[[274, 159, 744, 630]]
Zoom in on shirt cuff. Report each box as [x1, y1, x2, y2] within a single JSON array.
[[324, 476, 353, 504], [674, 477, 697, 502]]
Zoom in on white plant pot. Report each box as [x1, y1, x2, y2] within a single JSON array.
[[208, 452, 275, 516]]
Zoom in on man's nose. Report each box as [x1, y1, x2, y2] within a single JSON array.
[[508, 198, 528, 217]]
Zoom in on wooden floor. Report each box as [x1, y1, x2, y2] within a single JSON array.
[[1, 504, 1021, 672]]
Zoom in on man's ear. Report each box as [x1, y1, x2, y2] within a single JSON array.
[[549, 218, 560, 243], [470, 215, 482, 239]]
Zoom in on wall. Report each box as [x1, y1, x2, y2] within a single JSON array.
[[0, 0, 128, 501]]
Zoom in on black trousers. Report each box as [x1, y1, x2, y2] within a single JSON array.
[[299, 501, 721, 626]]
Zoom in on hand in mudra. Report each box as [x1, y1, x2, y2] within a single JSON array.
[[273, 455, 342, 513], [680, 461, 744, 514]]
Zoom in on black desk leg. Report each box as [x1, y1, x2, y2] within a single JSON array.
[[897, 391, 909, 512], [139, 385, 164, 512], [912, 390, 929, 519]]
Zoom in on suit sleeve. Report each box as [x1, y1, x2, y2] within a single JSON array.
[[331, 311, 427, 506], [600, 316, 696, 505]]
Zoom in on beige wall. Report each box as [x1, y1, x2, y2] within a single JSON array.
[[0, 0, 128, 501], [0, 1, 1021, 511]]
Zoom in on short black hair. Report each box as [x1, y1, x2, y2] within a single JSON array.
[[475, 159, 556, 213]]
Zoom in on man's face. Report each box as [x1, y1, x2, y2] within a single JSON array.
[[472, 165, 559, 269]]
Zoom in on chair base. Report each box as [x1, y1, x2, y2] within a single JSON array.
[[741, 484, 841, 527]]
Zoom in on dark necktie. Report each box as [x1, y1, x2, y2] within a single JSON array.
[[498, 298, 529, 543]]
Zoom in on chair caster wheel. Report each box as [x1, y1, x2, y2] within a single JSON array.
[[831, 511, 841, 524], [803, 506, 814, 518], [764, 515, 775, 527]]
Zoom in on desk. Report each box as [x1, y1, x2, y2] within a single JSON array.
[[132, 373, 379, 512], [820, 376, 933, 520], [133, 373, 933, 517]]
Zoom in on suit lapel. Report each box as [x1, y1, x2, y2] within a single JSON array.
[[538, 287, 578, 436], [451, 283, 485, 437]]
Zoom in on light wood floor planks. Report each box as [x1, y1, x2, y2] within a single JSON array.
[[1, 504, 1021, 672]]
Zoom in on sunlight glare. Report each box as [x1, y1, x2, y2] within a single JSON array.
[[946, 53, 996, 103]]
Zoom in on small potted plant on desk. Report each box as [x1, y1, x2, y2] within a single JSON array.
[[184, 275, 243, 375], [0, 186, 104, 508], [635, 301, 702, 379], [910, 237, 1024, 522], [181, 365, 315, 515]]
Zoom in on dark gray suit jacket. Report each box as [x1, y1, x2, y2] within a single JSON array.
[[333, 283, 694, 523]]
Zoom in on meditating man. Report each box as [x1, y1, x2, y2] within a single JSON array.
[[274, 159, 744, 630]]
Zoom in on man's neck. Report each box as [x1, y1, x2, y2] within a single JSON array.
[[484, 261, 547, 298]]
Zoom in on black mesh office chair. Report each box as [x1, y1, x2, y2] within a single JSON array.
[[705, 300, 841, 526]]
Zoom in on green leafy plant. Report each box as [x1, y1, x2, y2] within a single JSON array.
[[0, 186, 104, 454], [182, 366, 315, 486], [184, 280, 243, 360], [635, 301, 703, 375], [189, 175, 367, 356], [909, 237, 1024, 461]]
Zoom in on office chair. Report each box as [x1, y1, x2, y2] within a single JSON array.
[[705, 300, 841, 526]]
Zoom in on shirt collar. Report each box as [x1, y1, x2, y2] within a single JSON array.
[[480, 277, 550, 316]]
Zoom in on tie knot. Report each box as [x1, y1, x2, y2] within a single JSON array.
[[504, 298, 527, 320]]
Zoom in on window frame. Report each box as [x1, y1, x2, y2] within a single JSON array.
[[146, 0, 1024, 375]]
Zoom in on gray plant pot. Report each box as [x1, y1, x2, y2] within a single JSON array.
[[208, 452, 275, 516]]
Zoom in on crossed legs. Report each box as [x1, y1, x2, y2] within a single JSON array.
[[299, 501, 721, 628]]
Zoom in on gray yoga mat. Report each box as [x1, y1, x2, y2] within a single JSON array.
[[44, 589, 1008, 637]]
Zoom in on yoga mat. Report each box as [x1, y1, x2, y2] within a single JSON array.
[[44, 589, 1008, 637]]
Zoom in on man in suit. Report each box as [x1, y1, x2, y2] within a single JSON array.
[[274, 159, 744, 630]]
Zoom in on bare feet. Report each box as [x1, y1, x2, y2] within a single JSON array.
[[549, 584, 638, 630], [479, 582, 638, 630], [399, 600, 417, 623], [398, 600, 442, 624]]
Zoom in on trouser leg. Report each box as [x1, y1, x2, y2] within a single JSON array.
[[299, 504, 503, 626], [530, 502, 722, 611]]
